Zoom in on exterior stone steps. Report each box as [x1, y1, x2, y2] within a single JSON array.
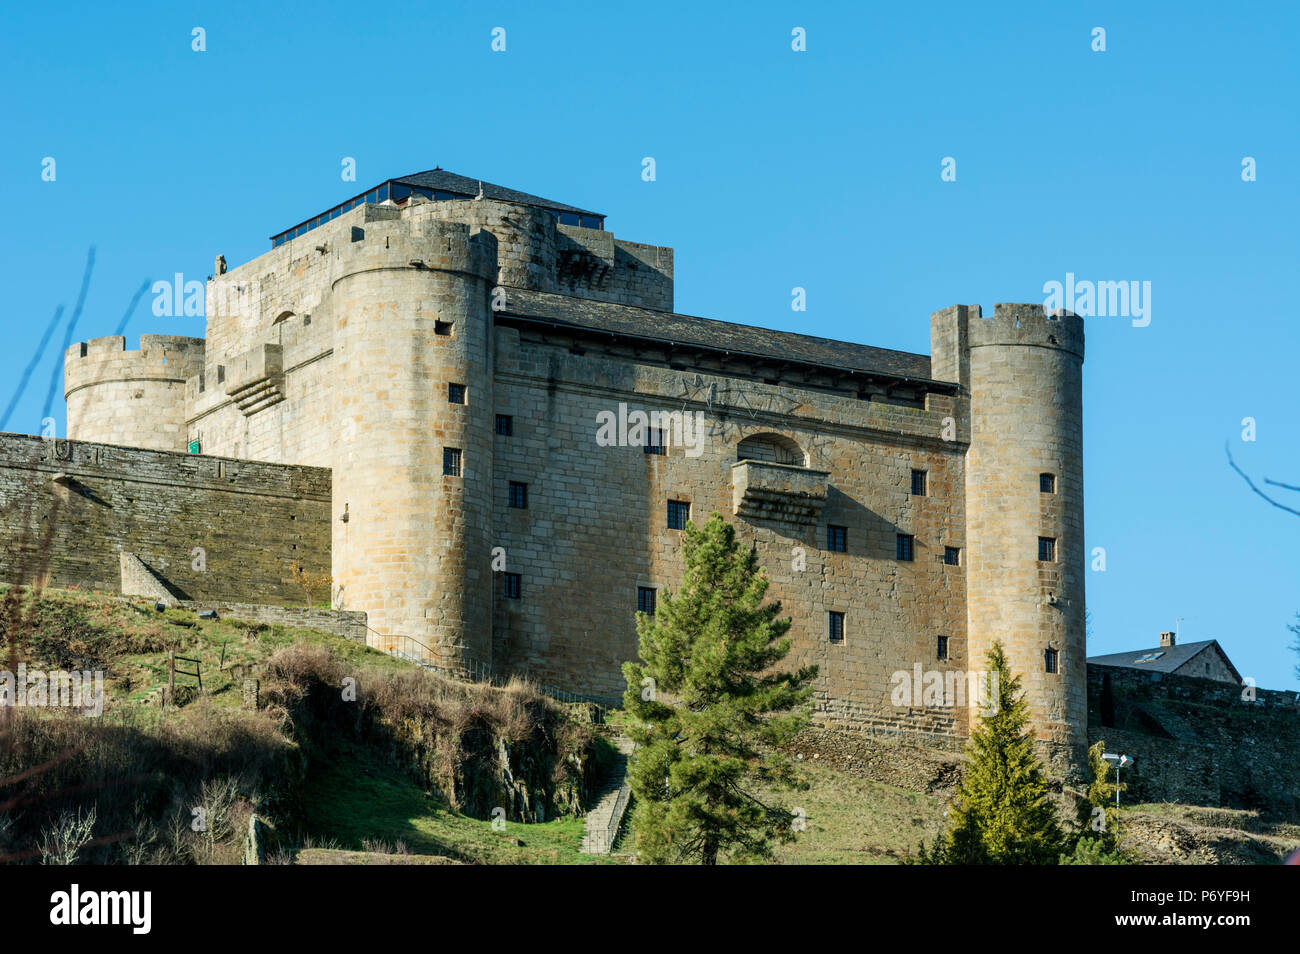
[[581, 735, 635, 855]]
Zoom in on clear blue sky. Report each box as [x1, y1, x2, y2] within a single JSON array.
[[2, 1, 1296, 688]]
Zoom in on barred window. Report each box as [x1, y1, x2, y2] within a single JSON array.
[[503, 573, 521, 599], [508, 481, 528, 509], [443, 448, 462, 477], [827, 525, 847, 552], [911, 469, 927, 496], [828, 611, 845, 643], [896, 533, 914, 562], [1038, 537, 1056, 562], [937, 635, 949, 660], [944, 546, 961, 566], [637, 587, 657, 616], [667, 499, 691, 530], [495, 414, 513, 436], [1040, 473, 1056, 493], [1045, 647, 1059, 674], [448, 383, 466, 404]]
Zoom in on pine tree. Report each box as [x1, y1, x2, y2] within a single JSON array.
[[621, 513, 817, 865], [925, 642, 1064, 864]]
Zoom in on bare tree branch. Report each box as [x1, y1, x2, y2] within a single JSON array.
[[1226, 441, 1300, 518]]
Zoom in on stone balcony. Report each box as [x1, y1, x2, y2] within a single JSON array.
[[225, 343, 285, 416], [731, 460, 829, 525]]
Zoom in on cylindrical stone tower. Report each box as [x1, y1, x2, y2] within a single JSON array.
[[330, 218, 498, 672], [964, 303, 1086, 775], [64, 334, 205, 451]]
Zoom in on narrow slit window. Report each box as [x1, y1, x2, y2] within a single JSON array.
[[503, 572, 521, 599]]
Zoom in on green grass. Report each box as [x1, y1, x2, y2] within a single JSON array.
[[2, 586, 410, 722], [299, 737, 621, 865], [766, 761, 944, 864]]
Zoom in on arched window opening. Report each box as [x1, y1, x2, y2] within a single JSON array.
[[737, 433, 806, 467]]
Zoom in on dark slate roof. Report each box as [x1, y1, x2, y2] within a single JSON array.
[[499, 288, 942, 385], [1087, 640, 1238, 678], [394, 169, 602, 217]]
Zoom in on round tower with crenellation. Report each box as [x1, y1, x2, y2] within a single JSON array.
[[963, 303, 1086, 776], [329, 216, 499, 673], [64, 334, 205, 451]]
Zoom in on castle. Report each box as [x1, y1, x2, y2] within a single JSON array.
[[7, 169, 1090, 773]]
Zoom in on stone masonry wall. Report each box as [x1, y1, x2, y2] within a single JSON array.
[[1088, 664, 1300, 820], [0, 433, 330, 605], [490, 325, 972, 740]]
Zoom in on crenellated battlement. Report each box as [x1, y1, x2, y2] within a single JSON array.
[[967, 303, 1085, 360], [65, 335, 205, 394], [333, 214, 501, 286], [63, 335, 205, 452]]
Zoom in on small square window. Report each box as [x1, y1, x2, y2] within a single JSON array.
[[944, 546, 961, 566], [644, 428, 666, 455], [1038, 536, 1056, 562], [443, 448, 462, 477], [435, 321, 453, 336], [503, 572, 521, 599], [637, 586, 657, 616], [937, 635, 949, 660], [1040, 473, 1056, 493], [667, 499, 691, 530], [828, 611, 845, 643], [911, 469, 928, 496], [896, 534, 915, 562], [508, 481, 528, 509], [827, 525, 848, 552], [1044, 647, 1059, 674], [495, 414, 513, 436], [448, 383, 466, 405]]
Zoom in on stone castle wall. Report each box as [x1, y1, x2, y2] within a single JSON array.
[[1088, 664, 1300, 820], [490, 323, 974, 736], [0, 433, 330, 605]]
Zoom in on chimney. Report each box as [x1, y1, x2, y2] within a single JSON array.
[[1160, 631, 1176, 647]]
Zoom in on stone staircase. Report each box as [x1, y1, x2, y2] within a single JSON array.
[[581, 735, 635, 855]]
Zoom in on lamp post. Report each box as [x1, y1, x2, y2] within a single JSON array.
[[1101, 752, 1134, 836]]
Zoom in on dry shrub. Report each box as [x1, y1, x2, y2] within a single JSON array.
[[0, 697, 294, 865]]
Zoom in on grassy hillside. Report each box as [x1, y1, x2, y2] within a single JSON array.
[[0, 586, 614, 865]]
